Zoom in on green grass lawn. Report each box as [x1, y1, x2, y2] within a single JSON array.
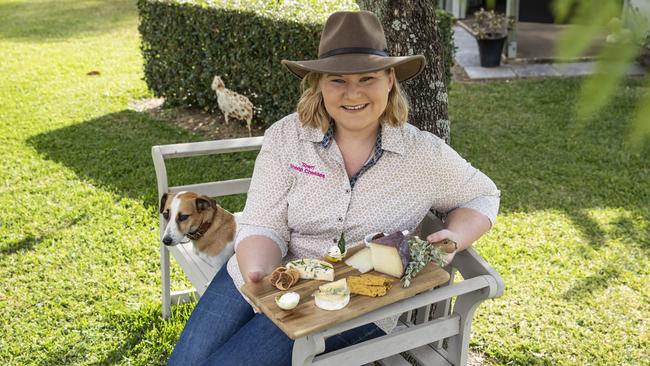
[[1, 0, 648, 365]]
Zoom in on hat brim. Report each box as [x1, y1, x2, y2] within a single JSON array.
[[281, 53, 426, 82]]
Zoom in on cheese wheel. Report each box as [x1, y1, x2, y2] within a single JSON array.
[[313, 278, 350, 310], [314, 292, 350, 310]]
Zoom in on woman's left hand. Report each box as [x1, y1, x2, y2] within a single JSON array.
[[426, 229, 460, 266]]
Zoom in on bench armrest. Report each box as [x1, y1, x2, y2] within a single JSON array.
[[451, 247, 504, 298]]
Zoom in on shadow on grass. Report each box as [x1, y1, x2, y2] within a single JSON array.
[[563, 263, 622, 301], [450, 78, 649, 301], [26, 110, 256, 212], [0, 0, 137, 42], [0, 233, 47, 255], [0, 214, 86, 255]]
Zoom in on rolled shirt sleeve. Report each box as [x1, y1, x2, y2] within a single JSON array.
[[430, 137, 501, 226], [234, 123, 293, 257], [235, 225, 289, 258]]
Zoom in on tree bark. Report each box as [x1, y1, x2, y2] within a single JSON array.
[[356, 0, 450, 143]]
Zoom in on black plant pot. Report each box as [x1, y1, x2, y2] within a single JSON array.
[[477, 36, 507, 67]]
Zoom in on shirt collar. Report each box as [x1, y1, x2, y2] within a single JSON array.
[[298, 121, 405, 155], [321, 123, 335, 148], [380, 123, 405, 155], [298, 122, 327, 143]]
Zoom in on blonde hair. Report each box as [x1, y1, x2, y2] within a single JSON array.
[[296, 69, 409, 132]]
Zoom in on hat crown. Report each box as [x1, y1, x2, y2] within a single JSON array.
[[318, 11, 388, 58]]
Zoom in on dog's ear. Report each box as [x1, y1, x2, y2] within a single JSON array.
[[159, 192, 169, 214], [196, 196, 217, 213]]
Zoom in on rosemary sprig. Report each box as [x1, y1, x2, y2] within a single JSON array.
[[401, 236, 446, 288]]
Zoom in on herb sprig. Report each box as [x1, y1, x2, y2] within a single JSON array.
[[337, 232, 346, 254], [401, 236, 446, 288]]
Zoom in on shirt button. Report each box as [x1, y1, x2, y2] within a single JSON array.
[[337, 217, 343, 222], [345, 188, 351, 194], [333, 238, 338, 243]]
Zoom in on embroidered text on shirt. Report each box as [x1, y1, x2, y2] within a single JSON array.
[[289, 161, 326, 178]]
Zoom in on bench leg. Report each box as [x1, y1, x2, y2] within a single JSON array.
[[161, 243, 171, 319], [445, 289, 488, 365], [292, 334, 325, 366], [430, 267, 456, 350]]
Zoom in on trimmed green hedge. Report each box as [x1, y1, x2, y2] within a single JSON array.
[[137, 0, 455, 129], [436, 10, 456, 89]]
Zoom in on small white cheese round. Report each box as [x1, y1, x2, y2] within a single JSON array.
[[275, 292, 300, 310]]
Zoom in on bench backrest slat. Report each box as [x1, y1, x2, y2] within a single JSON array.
[[157, 136, 264, 159], [169, 178, 252, 198]]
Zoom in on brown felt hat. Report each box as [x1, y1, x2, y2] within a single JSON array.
[[282, 11, 426, 82]]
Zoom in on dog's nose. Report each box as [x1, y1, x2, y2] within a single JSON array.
[[162, 236, 173, 245]]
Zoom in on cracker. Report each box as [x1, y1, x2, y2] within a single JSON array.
[[349, 282, 389, 297], [347, 274, 392, 288], [347, 274, 393, 297]]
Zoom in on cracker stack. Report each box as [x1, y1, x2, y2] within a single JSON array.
[[348, 274, 393, 297]]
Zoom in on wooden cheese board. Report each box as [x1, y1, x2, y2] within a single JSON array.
[[241, 244, 450, 340]]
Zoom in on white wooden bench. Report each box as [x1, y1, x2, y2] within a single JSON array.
[[152, 137, 504, 366]]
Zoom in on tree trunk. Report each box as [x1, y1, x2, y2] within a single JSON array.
[[356, 0, 450, 143]]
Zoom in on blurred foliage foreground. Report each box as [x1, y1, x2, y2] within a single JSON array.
[[554, 0, 650, 150]]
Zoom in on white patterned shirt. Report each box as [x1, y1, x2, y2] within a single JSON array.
[[226, 112, 500, 334]]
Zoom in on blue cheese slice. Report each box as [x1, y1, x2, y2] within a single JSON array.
[[286, 259, 335, 281]]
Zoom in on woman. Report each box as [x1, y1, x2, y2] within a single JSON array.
[[168, 10, 500, 366]]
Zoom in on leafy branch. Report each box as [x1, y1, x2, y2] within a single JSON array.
[[401, 236, 446, 288]]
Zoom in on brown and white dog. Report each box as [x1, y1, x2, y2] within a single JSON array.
[[159, 191, 236, 268]]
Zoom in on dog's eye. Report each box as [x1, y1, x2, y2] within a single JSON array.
[[162, 212, 169, 220], [178, 214, 189, 222]]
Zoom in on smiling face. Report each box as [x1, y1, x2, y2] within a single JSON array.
[[318, 69, 394, 134]]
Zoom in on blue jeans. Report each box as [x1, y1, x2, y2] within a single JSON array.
[[168, 266, 386, 366]]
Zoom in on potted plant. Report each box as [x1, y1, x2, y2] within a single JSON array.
[[469, 8, 513, 67]]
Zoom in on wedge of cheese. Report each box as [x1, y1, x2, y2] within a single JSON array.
[[318, 278, 349, 293], [368, 231, 411, 278], [344, 247, 374, 273], [286, 259, 334, 281]]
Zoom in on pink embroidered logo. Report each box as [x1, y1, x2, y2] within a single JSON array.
[[289, 161, 326, 179]]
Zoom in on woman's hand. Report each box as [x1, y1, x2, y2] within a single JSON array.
[[426, 229, 460, 266], [425, 208, 494, 266]]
